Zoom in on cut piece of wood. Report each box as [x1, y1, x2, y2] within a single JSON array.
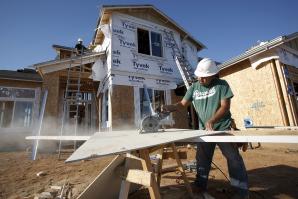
[[125, 169, 153, 187], [245, 126, 298, 130], [26, 135, 90, 141], [230, 129, 298, 135], [77, 155, 125, 199], [187, 135, 298, 143], [66, 129, 223, 163], [77, 154, 142, 199]]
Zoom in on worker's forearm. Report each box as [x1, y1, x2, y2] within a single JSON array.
[[167, 102, 184, 111], [209, 106, 228, 123], [162, 100, 188, 112]]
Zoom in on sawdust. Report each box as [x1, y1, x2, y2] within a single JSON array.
[[0, 144, 298, 199]]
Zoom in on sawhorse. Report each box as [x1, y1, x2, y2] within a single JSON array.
[[118, 142, 194, 199]]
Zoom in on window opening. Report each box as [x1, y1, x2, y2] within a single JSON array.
[[137, 29, 150, 55]]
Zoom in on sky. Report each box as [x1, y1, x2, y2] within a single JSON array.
[[0, 0, 298, 70]]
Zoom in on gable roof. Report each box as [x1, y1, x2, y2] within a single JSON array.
[[33, 52, 105, 75], [93, 4, 206, 50], [219, 32, 298, 70]]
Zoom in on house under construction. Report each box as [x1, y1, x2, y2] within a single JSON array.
[[1, 4, 298, 150]]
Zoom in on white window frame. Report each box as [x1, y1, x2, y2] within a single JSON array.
[[0, 86, 39, 128], [136, 28, 164, 58]]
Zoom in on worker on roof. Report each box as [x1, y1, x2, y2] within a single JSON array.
[[75, 38, 88, 55], [162, 58, 249, 199]]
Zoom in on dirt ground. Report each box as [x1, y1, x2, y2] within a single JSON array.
[[1, 143, 298, 199]]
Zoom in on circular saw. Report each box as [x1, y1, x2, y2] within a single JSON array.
[[139, 108, 171, 133]]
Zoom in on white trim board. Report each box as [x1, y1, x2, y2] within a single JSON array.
[[186, 135, 298, 143], [26, 136, 90, 141], [26, 134, 298, 143]]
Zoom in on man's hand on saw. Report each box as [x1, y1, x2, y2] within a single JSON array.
[[161, 104, 177, 113]]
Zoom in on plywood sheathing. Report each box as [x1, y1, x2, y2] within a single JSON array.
[[220, 59, 284, 128], [42, 71, 60, 119], [111, 85, 135, 130]]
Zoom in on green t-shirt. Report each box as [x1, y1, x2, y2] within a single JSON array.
[[183, 78, 234, 130]]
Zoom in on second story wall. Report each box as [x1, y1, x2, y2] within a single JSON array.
[[108, 12, 198, 88]]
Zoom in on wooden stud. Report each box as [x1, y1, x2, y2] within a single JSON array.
[[270, 60, 290, 125]]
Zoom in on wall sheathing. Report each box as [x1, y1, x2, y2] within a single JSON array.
[[220, 59, 284, 128], [110, 85, 135, 130], [42, 71, 60, 119]]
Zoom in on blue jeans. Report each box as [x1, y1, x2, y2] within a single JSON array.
[[195, 142, 249, 196]]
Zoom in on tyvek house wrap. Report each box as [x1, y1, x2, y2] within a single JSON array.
[[92, 13, 198, 90], [92, 24, 111, 81]]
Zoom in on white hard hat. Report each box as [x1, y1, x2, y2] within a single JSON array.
[[78, 38, 83, 42], [194, 58, 219, 77]]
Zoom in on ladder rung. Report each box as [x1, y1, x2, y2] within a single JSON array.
[[67, 85, 81, 88], [65, 99, 84, 102]]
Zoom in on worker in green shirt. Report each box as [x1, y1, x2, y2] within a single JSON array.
[[162, 58, 249, 199]]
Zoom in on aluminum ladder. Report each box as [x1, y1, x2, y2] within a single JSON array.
[[163, 30, 199, 129], [163, 30, 195, 89], [58, 53, 84, 159]]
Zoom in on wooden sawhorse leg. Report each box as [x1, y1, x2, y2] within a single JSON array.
[[170, 143, 194, 198], [119, 143, 194, 199], [118, 151, 161, 199], [139, 149, 161, 199], [154, 143, 194, 198]]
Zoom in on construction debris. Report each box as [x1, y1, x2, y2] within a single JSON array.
[[36, 171, 47, 177]]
